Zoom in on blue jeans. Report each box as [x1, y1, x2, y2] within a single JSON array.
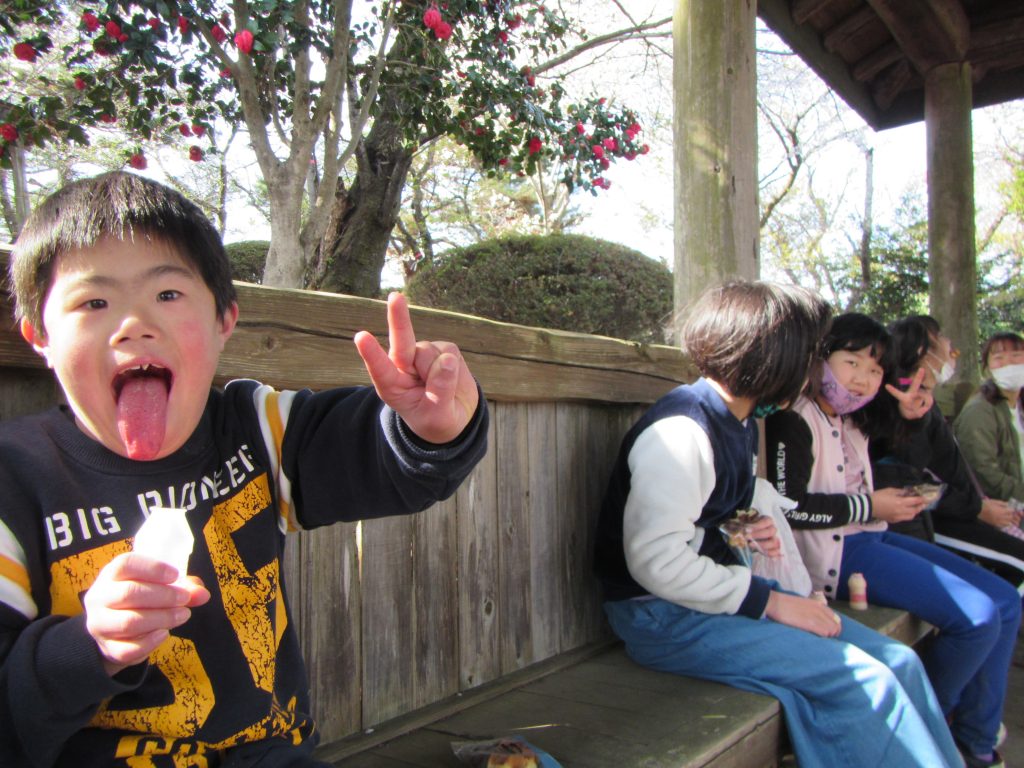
[[838, 530, 1022, 756], [604, 597, 961, 768]]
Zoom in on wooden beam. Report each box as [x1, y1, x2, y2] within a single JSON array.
[[758, 0, 883, 128], [866, 0, 970, 71], [792, 0, 835, 26], [871, 59, 914, 110], [823, 7, 878, 54], [852, 41, 904, 82]]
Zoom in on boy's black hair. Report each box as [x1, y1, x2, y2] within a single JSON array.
[[682, 280, 831, 407], [887, 316, 935, 374], [979, 331, 1024, 404], [8, 171, 237, 330]]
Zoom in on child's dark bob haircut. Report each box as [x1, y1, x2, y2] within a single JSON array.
[[682, 280, 831, 407], [820, 313, 893, 365], [812, 312, 893, 403], [9, 171, 237, 330]]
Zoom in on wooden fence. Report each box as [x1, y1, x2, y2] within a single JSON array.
[[0, 247, 696, 747]]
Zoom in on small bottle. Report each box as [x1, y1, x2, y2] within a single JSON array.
[[847, 572, 868, 610], [133, 507, 193, 580]]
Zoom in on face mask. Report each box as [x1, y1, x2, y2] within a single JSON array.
[[752, 402, 780, 418], [926, 351, 955, 385], [991, 363, 1024, 392], [819, 360, 875, 415]]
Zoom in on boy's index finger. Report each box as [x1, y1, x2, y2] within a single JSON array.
[[386, 292, 418, 373]]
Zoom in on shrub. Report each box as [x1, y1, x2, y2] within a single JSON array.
[[406, 234, 672, 343], [224, 240, 269, 284]]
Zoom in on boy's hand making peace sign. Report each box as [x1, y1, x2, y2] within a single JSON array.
[[354, 292, 480, 445]]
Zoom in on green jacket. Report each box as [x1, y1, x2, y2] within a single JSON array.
[[953, 388, 1024, 502]]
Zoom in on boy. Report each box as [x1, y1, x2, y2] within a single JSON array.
[[0, 172, 488, 767]]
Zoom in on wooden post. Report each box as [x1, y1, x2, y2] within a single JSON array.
[[925, 62, 978, 384], [672, 0, 758, 338]]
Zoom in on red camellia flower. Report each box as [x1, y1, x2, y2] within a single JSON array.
[[507, 13, 523, 29], [0, 123, 19, 142], [528, 137, 542, 155], [593, 177, 611, 190], [105, 20, 121, 38], [148, 18, 161, 29], [73, 77, 86, 91], [498, 158, 508, 166], [220, 67, 232, 78], [118, 33, 128, 42], [626, 122, 642, 139], [13, 42, 36, 62], [591, 144, 605, 160], [128, 153, 147, 170], [189, 145, 203, 162], [434, 21, 452, 40], [603, 137, 617, 152], [211, 23, 227, 43], [423, 6, 442, 29], [100, 113, 117, 123], [178, 16, 189, 34], [179, 123, 192, 137], [600, 157, 610, 170], [192, 124, 206, 137], [575, 122, 585, 135], [235, 29, 254, 53], [497, 30, 508, 43], [82, 12, 100, 32], [641, 144, 650, 154]]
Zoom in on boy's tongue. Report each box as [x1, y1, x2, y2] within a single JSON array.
[[117, 376, 168, 460]]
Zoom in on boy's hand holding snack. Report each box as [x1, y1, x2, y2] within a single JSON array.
[[355, 292, 479, 444], [84, 554, 210, 675]]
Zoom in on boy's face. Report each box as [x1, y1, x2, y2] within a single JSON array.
[[21, 235, 238, 460]]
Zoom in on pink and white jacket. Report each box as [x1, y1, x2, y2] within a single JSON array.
[[765, 396, 886, 598]]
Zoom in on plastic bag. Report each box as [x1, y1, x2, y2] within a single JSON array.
[[451, 737, 563, 768], [719, 478, 813, 597]]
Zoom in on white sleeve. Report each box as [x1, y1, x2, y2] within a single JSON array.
[[623, 416, 753, 615]]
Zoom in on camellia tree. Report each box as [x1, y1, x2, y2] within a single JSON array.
[[0, 1, 661, 294]]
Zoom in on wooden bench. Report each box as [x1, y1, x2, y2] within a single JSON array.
[[319, 604, 933, 768]]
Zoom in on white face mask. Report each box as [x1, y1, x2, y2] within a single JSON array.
[[928, 360, 955, 385], [991, 363, 1024, 392]]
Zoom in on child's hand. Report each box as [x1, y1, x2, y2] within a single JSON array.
[[870, 487, 927, 523], [83, 553, 210, 676], [765, 591, 842, 638], [354, 292, 480, 444], [884, 367, 932, 420], [979, 498, 1021, 529], [745, 515, 782, 558]]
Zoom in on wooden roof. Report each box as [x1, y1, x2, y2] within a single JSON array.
[[758, 0, 1024, 129]]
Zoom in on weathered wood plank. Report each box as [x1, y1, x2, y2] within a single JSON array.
[[495, 402, 534, 672], [412, 499, 459, 709], [301, 523, 362, 743], [527, 403, 561, 661], [0, 249, 695, 406], [361, 513, 417, 726], [457, 421, 500, 690]]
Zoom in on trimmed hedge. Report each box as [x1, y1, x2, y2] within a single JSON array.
[[406, 234, 672, 343], [224, 240, 269, 284]]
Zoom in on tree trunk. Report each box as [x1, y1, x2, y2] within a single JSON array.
[[318, 94, 414, 297], [925, 62, 977, 383], [263, 180, 310, 288]]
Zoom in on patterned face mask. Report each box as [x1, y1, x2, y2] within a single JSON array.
[[819, 360, 874, 415]]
